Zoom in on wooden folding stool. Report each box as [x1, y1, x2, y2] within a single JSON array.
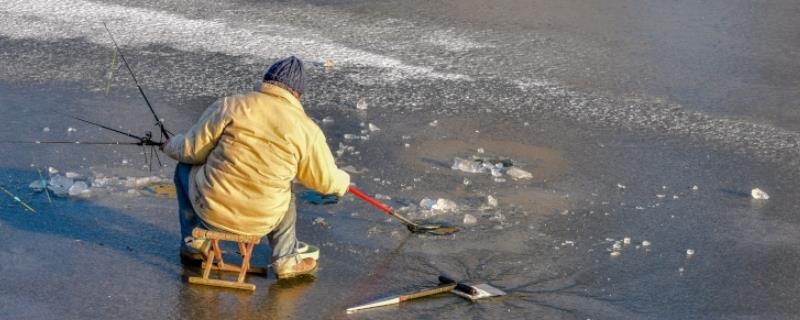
[[187, 227, 265, 291]]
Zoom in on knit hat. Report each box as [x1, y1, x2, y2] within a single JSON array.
[[263, 56, 305, 95]]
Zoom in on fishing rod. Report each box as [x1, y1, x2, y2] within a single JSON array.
[[102, 22, 172, 140]]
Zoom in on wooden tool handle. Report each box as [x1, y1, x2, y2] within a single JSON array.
[[399, 283, 457, 301], [439, 275, 477, 295], [348, 186, 395, 216]]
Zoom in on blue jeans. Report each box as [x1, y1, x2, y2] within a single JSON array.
[[174, 163, 300, 264]]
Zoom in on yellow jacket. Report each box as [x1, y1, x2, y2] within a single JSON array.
[[163, 82, 350, 236]]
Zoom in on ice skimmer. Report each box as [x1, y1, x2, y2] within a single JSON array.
[[348, 186, 460, 235], [346, 275, 506, 313]]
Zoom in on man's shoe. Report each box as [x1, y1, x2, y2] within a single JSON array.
[[274, 257, 317, 280], [296, 242, 320, 261], [180, 246, 205, 266]]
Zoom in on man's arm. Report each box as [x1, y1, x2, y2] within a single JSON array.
[[162, 98, 230, 164], [296, 128, 351, 197]]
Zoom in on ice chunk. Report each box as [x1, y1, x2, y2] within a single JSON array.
[[65, 172, 80, 179], [451, 157, 483, 173], [42, 127, 50, 132], [322, 116, 334, 124], [751, 188, 769, 200], [610, 251, 621, 257], [323, 59, 335, 68], [48, 167, 59, 175], [641, 240, 651, 247], [686, 249, 695, 256], [429, 120, 438, 127], [463, 214, 477, 225], [313, 217, 329, 227], [92, 176, 117, 187], [404, 143, 410, 148], [476, 148, 485, 154], [68, 181, 91, 198], [506, 167, 532, 180], [419, 198, 436, 209], [612, 242, 622, 251], [29, 180, 46, 192], [420, 198, 457, 211], [462, 178, 471, 186], [490, 166, 504, 177], [121, 159, 129, 165], [692, 185, 698, 191], [617, 183, 627, 189], [356, 97, 368, 110], [623, 237, 631, 245], [67, 127, 77, 133], [368, 123, 381, 132], [48, 175, 74, 196], [487, 195, 498, 207]]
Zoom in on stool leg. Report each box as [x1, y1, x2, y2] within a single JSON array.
[[238, 242, 254, 283], [201, 245, 215, 280]]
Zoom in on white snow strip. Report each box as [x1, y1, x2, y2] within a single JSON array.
[[0, 0, 469, 81]]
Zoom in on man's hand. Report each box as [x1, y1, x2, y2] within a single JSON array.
[[159, 138, 169, 151]]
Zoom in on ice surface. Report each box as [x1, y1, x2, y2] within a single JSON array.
[[68, 181, 90, 198], [356, 97, 368, 110], [47, 175, 74, 196], [751, 188, 769, 200]]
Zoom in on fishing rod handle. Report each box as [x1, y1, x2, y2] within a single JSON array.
[[347, 186, 394, 215], [439, 275, 478, 295], [399, 283, 457, 302]]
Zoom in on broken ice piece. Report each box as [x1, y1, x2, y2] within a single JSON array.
[[463, 213, 477, 225], [322, 116, 334, 124], [476, 148, 485, 154], [623, 237, 631, 245], [487, 195, 498, 207], [429, 120, 438, 127], [751, 188, 769, 200], [686, 249, 695, 256], [323, 59, 335, 68], [356, 98, 368, 110], [506, 167, 532, 180], [641, 240, 651, 247], [617, 184, 627, 189], [48, 167, 59, 175], [404, 143, 410, 148], [67, 127, 77, 133], [612, 242, 622, 251], [65, 172, 80, 179], [462, 178, 471, 186], [368, 123, 381, 132], [43, 127, 50, 132], [29, 180, 46, 192], [692, 185, 698, 191], [610, 251, 621, 257], [68, 181, 91, 198], [313, 217, 330, 227], [420, 198, 457, 211], [48, 175, 74, 196]]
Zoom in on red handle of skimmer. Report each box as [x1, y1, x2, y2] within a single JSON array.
[[348, 186, 395, 216]]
